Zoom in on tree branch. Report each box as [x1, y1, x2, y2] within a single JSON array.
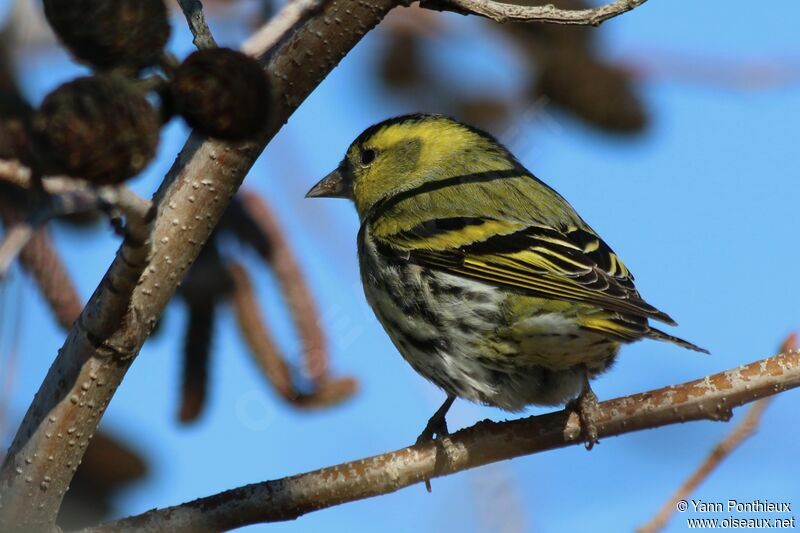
[[0, 0, 399, 529], [420, 0, 648, 25], [637, 333, 798, 533], [637, 399, 771, 533], [0, 162, 153, 280], [84, 350, 800, 533], [178, 0, 218, 50]]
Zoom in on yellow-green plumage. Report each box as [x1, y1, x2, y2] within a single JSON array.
[[307, 113, 705, 414]]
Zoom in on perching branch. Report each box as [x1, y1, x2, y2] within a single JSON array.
[[421, 0, 648, 25], [87, 349, 800, 533], [636, 333, 798, 533], [0, 0, 398, 529], [178, 0, 218, 50]]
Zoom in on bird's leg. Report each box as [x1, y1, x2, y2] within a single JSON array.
[[416, 395, 456, 445], [567, 366, 600, 450]]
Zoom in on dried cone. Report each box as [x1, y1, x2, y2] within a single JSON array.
[[456, 97, 512, 131], [379, 32, 423, 89], [0, 39, 34, 163], [534, 49, 647, 133], [31, 76, 160, 185], [169, 48, 271, 141], [43, 0, 170, 73]]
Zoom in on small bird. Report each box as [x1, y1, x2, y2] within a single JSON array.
[[306, 114, 706, 447]]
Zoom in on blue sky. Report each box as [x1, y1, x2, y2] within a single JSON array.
[[2, 1, 799, 531]]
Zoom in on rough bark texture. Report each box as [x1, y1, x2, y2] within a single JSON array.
[[88, 350, 800, 533], [422, 0, 648, 25], [0, 0, 400, 528]]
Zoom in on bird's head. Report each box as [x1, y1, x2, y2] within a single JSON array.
[[305, 114, 514, 219]]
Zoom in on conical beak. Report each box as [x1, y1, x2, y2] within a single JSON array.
[[305, 168, 352, 199]]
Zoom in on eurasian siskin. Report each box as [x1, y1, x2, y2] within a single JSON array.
[[307, 114, 705, 446]]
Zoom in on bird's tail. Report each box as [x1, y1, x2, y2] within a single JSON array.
[[648, 327, 709, 354]]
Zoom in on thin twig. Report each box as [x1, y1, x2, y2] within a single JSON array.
[[637, 333, 798, 533], [240, 0, 323, 57], [178, 0, 218, 50], [0, 159, 76, 194], [636, 400, 771, 533], [0, 160, 153, 279], [0, 223, 34, 277], [87, 349, 800, 533], [420, 0, 648, 25]]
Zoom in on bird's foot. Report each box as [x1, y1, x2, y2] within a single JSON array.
[[567, 386, 600, 450], [416, 414, 449, 446], [416, 396, 456, 492], [415, 400, 453, 446]]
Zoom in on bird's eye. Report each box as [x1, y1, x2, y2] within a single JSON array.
[[360, 148, 377, 166]]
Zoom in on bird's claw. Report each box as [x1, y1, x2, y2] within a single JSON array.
[[568, 385, 600, 450], [416, 396, 456, 492], [415, 415, 449, 446]]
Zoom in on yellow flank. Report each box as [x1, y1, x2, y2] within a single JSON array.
[[576, 316, 638, 340], [498, 295, 622, 368]]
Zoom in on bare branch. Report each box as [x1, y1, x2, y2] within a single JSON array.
[[0, 223, 34, 276], [420, 0, 648, 25], [0, 162, 153, 280], [0, 159, 77, 194], [637, 333, 798, 533], [0, 0, 399, 528], [86, 349, 800, 532], [240, 0, 323, 57], [178, 0, 218, 50]]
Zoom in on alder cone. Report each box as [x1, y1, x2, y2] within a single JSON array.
[[379, 33, 423, 89], [32, 76, 160, 185], [43, 0, 170, 72], [535, 49, 647, 133], [169, 48, 271, 141]]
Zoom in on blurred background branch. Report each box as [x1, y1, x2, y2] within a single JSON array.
[[178, 0, 218, 50]]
